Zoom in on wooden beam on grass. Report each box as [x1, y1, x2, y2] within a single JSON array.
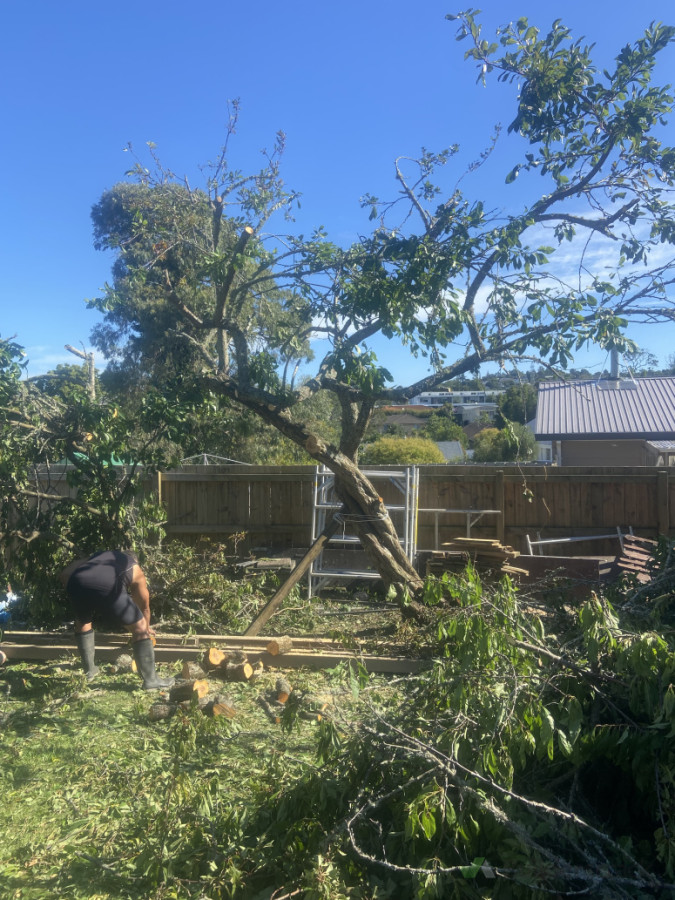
[[0, 641, 430, 673]]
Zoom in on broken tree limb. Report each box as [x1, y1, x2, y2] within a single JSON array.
[[244, 512, 343, 636]]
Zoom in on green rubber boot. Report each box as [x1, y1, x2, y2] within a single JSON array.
[[76, 630, 100, 682], [132, 637, 175, 691]]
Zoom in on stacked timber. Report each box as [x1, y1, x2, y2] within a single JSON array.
[[428, 538, 528, 578], [616, 534, 658, 584]]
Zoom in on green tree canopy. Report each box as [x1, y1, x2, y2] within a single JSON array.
[[420, 407, 468, 445], [497, 383, 538, 425], [472, 423, 536, 462]]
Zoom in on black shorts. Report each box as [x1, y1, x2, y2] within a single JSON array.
[[66, 550, 144, 626], [69, 587, 144, 626]]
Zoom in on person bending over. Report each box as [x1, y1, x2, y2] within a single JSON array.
[[60, 550, 173, 691]]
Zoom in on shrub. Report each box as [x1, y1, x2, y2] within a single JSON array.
[[360, 436, 445, 465]]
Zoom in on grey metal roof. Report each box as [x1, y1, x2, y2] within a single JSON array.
[[535, 377, 675, 440], [436, 440, 465, 460]]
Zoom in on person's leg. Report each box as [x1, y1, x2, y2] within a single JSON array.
[[74, 618, 99, 682], [119, 600, 174, 691]]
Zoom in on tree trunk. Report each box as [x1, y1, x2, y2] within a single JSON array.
[[203, 377, 431, 622]]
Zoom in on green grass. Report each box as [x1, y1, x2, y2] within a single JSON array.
[[0, 641, 396, 900]]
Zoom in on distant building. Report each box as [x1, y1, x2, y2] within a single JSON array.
[[407, 389, 504, 424], [534, 376, 675, 465]]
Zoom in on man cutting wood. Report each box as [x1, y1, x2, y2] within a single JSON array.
[[59, 550, 174, 691]]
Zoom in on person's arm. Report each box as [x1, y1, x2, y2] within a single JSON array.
[[129, 564, 153, 631]]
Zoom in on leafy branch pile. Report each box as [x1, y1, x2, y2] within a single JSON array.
[[239, 569, 675, 898]]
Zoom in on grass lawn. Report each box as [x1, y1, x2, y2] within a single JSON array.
[[0, 600, 405, 899]]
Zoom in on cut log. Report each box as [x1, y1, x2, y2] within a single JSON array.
[[169, 679, 210, 702], [148, 702, 178, 721], [181, 661, 206, 680], [276, 677, 292, 704], [202, 647, 228, 670], [249, 660, 264, 681], [178, 696, 211, 713], [224, 661, 254, 682], [266, 636, 293, 656], [210, 701, 237, 718]]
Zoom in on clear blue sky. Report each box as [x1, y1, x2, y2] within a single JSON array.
[[2, 0, 674, 380]]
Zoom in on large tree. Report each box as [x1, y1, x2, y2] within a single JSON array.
[[89, 17, 675, 610]]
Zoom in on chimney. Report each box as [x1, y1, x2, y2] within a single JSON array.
[[610, 349, 620, 380]]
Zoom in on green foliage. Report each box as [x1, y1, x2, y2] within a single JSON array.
[[420, 407, 467, 445], [245, 572, 675, 897], [472, 422, 535, 462], [360, 435, 446, 465], [3, 562, 675, 897], [497, 383, 538, 425], [140, 539, 253, 632]]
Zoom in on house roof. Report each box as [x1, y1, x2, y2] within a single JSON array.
[[535, 377, 675, 440], [436, 440, 465, 461]]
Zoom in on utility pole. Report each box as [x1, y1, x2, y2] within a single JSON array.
[[65, 344, 96, 401]]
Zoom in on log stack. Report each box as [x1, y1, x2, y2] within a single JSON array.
[[427, 538, 528, 578]]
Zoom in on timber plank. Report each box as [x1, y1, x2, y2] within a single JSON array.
[[0, 642, 429, 673]]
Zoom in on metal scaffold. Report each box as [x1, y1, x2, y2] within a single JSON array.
[[308, 465, 419, 597]]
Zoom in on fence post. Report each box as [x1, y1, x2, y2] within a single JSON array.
[[657, 470, 670, 537], [495, 469, 505, 543]]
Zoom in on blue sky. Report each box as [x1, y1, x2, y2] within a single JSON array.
[[2, 0, 674, 381]]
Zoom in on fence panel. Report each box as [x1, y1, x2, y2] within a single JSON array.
[[157, 465, 672, 557]]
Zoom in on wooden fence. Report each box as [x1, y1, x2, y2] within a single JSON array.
[[160, 465, 674, 557]]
